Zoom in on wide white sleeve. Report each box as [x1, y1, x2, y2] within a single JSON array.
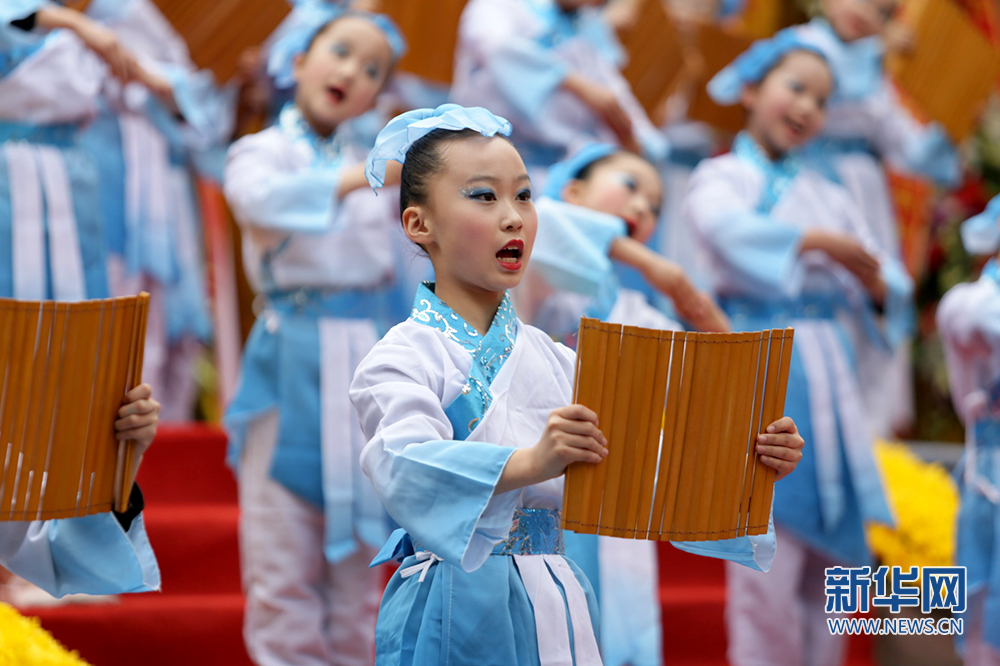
[[223, 131, 344, 233], [0, 514, 160, 597], [350, 332, 521, 572]]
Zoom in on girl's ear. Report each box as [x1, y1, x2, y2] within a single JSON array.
[[561, 179, 585, 206], [402, 205, 434, 247], [739, 83, 757, 113], [291, 52, 306, 85]]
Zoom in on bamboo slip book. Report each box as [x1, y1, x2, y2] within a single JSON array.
[[0, 293, 149, 521], [562, 318, 794, 542]]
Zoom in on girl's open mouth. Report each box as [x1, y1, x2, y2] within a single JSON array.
[[497, 240, 524, 271], [327, 86, 346, 103]]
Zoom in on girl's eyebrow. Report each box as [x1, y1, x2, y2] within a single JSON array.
[[464, 174, 532, 185]]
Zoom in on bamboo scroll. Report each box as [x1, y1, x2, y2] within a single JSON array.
[[0, 293, 149, 521], [886, 0, 1000, 142], [563, 318, 794, 542]]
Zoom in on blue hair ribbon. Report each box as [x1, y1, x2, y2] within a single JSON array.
[[541, 143, 617, 200], [365, 104, 513, 189]]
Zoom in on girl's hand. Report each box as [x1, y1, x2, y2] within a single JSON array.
[[756, 416, 804, 482], [71, 15, 140, 82], [563, 74, 637, 150], [801, 230, 882, 291], [643, 257, 731, 332], [496, 405, 608, 493], [883, 20, 915, 56], [115, 383, 160, 458]]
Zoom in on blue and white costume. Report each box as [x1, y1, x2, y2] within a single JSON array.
[[352, 280, 776, 666], [685, 123, 913, 665], [222, 15, 408, 659], [451, 0, 666, 179], [937, 199, 1000, 665], [0, 511, 159, 599], [0, 0, 130, 301], [788, 18, 957, 438]]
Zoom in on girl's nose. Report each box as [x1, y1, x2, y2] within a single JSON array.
[[502, 204, 524, 231]]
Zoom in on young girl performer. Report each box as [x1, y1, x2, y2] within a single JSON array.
[[222, 11, 406, 666], [351, 103, 805, 666], [937, 196, 1000, 666], [688, 33, 913, 666], [779, 0, 960, 438], [451, 0, 667, 181], [0, 384, 161, 598]]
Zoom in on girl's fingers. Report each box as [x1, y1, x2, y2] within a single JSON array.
[[553, 416, 607, 443], [555, 403, 600, 424], [764, 416, 797, 435], [758, 454, 796, 480], [755, 442, 803, 462], [118, 398, 160, 418], [115, 424, 156, 442], [116, 412, 158, 431], [560, 433, 609, 458], [125, 383, 153, 402]]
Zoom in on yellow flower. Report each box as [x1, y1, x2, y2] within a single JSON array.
[[867, 440, 959, 570], [0, 602, 91, 666]]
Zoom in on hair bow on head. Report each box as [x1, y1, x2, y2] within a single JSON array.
[[707, 29, 830, 106], [961, 195, 1000, 255], [267, 3, 407, 90], [365, 104, 513, 189], [542, 143, 617, 200]]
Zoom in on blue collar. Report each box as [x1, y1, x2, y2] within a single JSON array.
[[409, 282, 518, 387], [733, 132, 802, 214], [278, 103, 346, 168]]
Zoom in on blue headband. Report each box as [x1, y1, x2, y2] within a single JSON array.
[[365, 104, 513, 189], [961, 195, 1000, 255], [267, 4, 407, 90], [542, 143, 618, 200], [707, 29, 831, 105]]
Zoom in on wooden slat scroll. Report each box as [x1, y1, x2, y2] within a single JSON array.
[[618, 0, 753, 132], [886, 0, 1000, 142], [149, 0, 291, 83], [563, 318, 794, 542], [377, 0, 468, 85], [0, 293, 149, 521]]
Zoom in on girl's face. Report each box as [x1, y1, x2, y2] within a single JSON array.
[[293, 16, 393, 136], [561, 153, 663, 244], [741, 51, 833, 159], [822, 0, 897, 41], [407, 136, 537, 299]]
